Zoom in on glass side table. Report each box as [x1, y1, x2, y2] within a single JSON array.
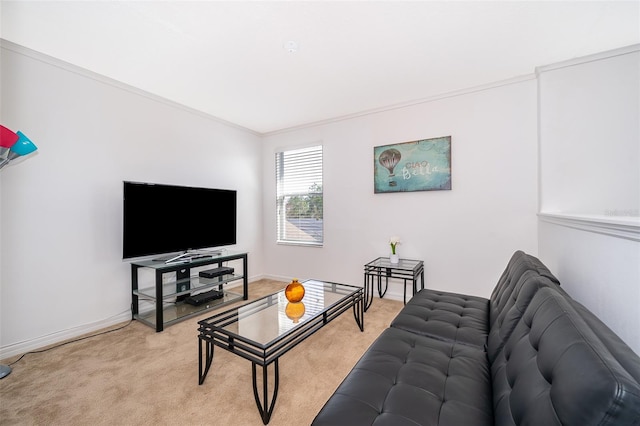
[[363, 257, 425, 311]]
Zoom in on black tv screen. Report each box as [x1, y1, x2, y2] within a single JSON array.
[[123, 181, 237, 260]]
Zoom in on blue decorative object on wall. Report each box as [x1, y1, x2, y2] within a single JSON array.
[[0, 126, 38, 170], [374, 136, 451, 193]]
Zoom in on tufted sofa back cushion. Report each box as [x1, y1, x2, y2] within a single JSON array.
[[486, 271, 559, 363], [489, 251, 559, 328], [487, 251, 560, 361], [491, 287, 640, 425]]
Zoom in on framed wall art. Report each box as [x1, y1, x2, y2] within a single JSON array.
[[374, 136, 451, 193]]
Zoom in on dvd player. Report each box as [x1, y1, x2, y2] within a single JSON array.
[[199, 266, 234, 279], [184, 289, 224, 306]]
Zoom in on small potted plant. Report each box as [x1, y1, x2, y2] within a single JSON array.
[[389, 236, 400, 264]]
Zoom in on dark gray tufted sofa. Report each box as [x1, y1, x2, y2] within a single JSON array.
[[312, 251, 640, 425]]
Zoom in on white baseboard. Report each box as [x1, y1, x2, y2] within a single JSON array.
[[0, 274, 408, 361], [0, 311, 132, 361], [0, 275, 265, 361]]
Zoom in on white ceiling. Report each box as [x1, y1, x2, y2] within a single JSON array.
[[1, 1, 639, 134]]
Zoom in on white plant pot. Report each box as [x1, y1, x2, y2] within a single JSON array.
[[390, 254, 399, 264]]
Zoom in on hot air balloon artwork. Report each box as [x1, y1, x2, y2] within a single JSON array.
[[378, 148, 401, 187], [374, 136, 451, 193]]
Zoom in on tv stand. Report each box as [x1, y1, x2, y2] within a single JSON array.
[[130, 251, 248, 332]]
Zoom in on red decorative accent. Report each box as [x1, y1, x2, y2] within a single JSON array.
[[0, 125, 19, 149]]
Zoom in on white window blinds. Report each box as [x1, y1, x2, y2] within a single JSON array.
[[276, 145, 323, 245]]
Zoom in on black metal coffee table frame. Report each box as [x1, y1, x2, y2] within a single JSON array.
[[197, 280, 364, 424]]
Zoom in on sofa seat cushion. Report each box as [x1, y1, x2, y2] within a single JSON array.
[[312, 327, 493, 426], [491, 287, 640, 425], [390, 289, 489, 348]]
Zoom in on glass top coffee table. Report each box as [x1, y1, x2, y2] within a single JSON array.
[[197, 279, 364, 424]]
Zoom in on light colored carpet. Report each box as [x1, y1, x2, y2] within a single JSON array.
[[0, 279, 403, 426]]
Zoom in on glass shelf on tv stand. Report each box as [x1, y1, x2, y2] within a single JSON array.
[[132, 249, 243, 269], [134, 273, 244, 300], [130, 251, 248, 332], [135, 288, 243, 330]]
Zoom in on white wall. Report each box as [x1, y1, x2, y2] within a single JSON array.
[[539, 46, 639, 215], [539, 221, 640, 353], [0, 42, 263, 357], [261, 78, 539, 299], [5, 37, 637, 360], [538, 45, 640, 354]]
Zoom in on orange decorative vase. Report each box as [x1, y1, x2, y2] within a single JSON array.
[[285, 278, 305, 302], [285, 302, 306, 323]]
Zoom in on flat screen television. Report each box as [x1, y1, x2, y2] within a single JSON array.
[[122, 181, 237, 260]]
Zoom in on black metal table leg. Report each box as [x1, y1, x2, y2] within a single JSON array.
[[378, 270, 389, 298], [363, 273, 374, 312], [403, 279, 408, 304], [198, 338, 214, 385], [352, 291, 364, 331], [252, 360, 279, 425]]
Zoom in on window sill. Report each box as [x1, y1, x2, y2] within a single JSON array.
[[277, 241, 323, 248]]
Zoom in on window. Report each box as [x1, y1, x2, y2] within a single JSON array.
[[276, 145, 323, 246]]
